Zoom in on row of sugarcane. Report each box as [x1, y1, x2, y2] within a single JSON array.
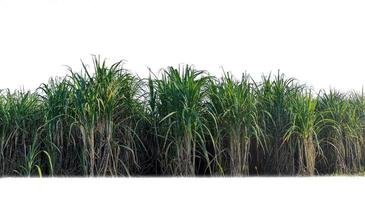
[[1, 56, 365, 176]]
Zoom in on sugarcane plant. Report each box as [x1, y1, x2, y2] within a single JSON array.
[[66, 56, 142, 176], [150, 66, 215, 176], [207, 72, 263, 176], [253, 72, 303, 175], [317, 90, 365, 174], [284, 90, 327, 175]]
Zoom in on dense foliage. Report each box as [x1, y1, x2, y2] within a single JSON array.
[[1, 56, 364, 176]]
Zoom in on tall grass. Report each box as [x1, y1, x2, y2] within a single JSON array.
[[0, 90, 45, 176], [253, 72, 303, 174], [285, 91, 324, 175], [1, 56, 365, 176], [148, 66, 214, 176], [39, 78, 71, 175], [316, 90, 365, 174], [208, 72, 263, 175], [65, 56, 142, 176]]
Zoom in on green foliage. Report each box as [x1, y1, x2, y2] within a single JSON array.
[[1, 57, 365, 176], [207, 72, 262, 175], [150, 66, 213, 175]]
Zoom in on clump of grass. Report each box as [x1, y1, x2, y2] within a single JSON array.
[[0, 90, 45, 176], [316, 90, 365, 174], [38, 78, 78, 175], [66, 56, 142, 176], [207, 72, 263, 176], [284, 90, 326, 175], [149, 66, 214, 176], [252, 72, 303, 175]]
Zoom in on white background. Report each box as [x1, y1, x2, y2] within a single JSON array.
[[1, 177, 365, 200], [1, 0, 365, 199], [1, 0, 365, 92]]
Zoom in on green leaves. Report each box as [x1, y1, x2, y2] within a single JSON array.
[[207, 72, 261, 175], [1, 58, 365, 176], [150, 65, 212, 175], [65, 56, 142, 176]]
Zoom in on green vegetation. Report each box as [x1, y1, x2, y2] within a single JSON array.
[[1, 56, 365, 176]]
